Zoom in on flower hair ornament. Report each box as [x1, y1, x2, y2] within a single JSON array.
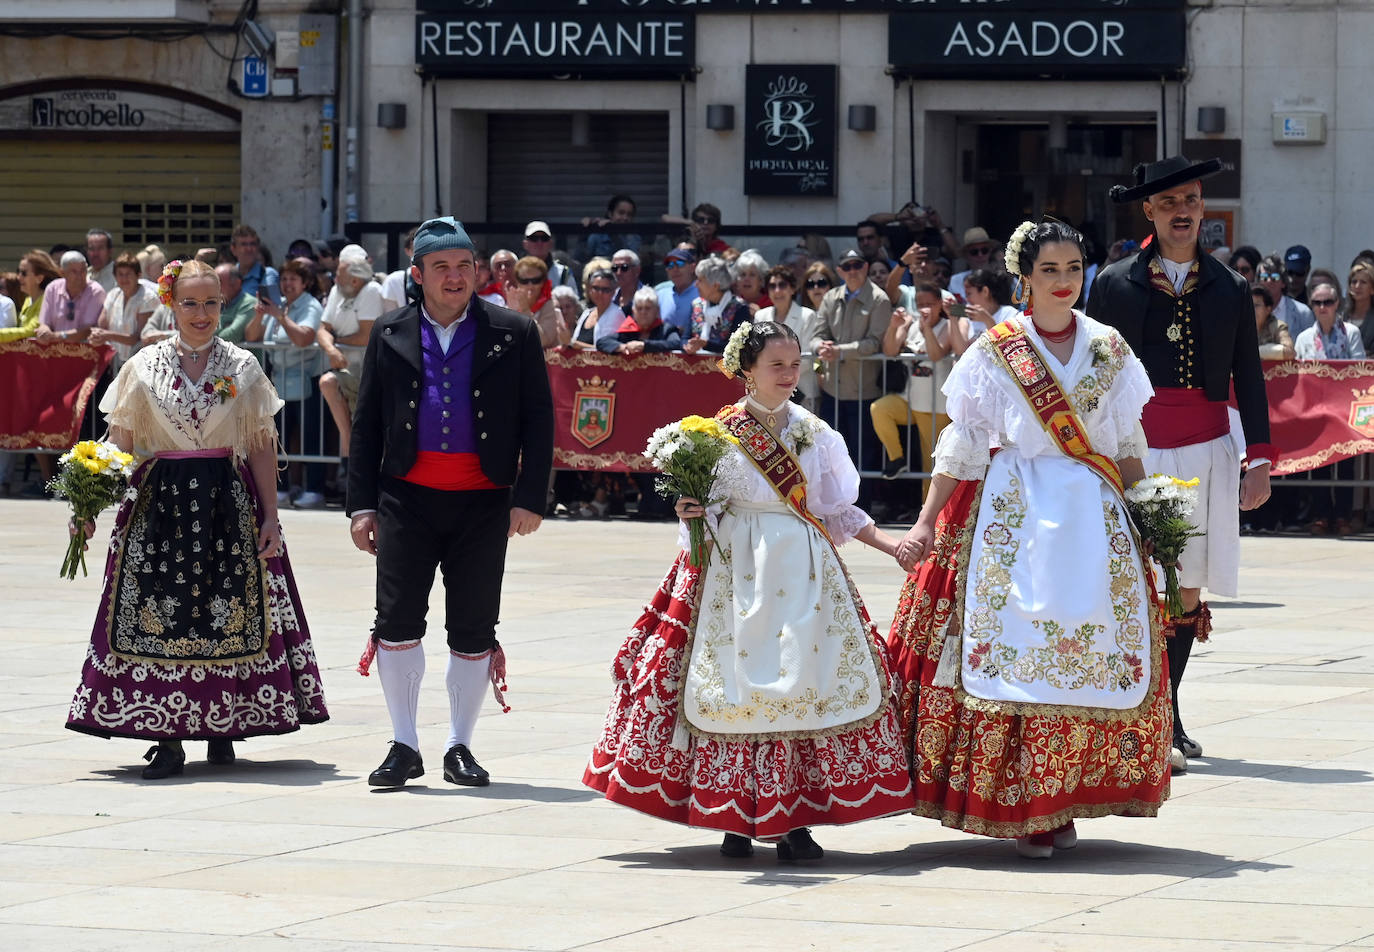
[[156, 260, 185, 307], [1002, 221, 1037, 277], [717, 321, 754, 379]]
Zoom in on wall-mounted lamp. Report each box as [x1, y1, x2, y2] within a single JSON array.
[[1197, 106, 1226, 134], [847, 105, 876, 132], [705, 104, 735, 131], [377, 103, 406, 130]]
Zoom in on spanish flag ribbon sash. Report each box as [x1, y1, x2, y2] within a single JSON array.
[[716, 404, 833, 543], [984, 320, 1124, 495]]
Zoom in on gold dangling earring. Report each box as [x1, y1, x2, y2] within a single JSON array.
[[744, 375, 757, 397]]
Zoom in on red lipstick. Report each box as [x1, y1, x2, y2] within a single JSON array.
[[1051, 289, 1074, 298]]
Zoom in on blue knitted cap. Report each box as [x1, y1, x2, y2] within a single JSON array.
[[411, 216, 476, 264]]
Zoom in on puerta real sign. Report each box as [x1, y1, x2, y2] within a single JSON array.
[[744, 65, 836, 198], [889, 6, 1187, 79]]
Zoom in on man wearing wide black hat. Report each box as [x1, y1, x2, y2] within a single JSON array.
[[347, 216, 553, 789], [1086, 156, 1278, 774]]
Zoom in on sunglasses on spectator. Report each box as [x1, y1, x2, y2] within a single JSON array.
[[767, 280, 792, 290], [610, 264, 634, 272], [805, 279, 831, 288], [1258, 271, 1282, 281], [526, 233, 551, 242], [665, 260, 690, 269], [177, 299, 223, 313], [588, 284, 614, 293], [693, 216, 718, 225], [838, 262, 866, 272], [516, 276, 544, 286], [966, 246, 993, 256], [1311, 297, 1339, 307]]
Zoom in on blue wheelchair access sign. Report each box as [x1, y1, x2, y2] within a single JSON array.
[[242, 56, 269, 97]]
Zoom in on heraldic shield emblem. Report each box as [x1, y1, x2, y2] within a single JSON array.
[[572, 376, 616, 448], [1349, 394, 1374, 437]]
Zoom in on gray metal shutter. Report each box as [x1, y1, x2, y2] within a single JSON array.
[[485, 111, 669, 225]]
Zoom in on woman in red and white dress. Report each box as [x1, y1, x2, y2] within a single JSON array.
[[887, 221, 1171, 859], [584, 321, 915, 862]]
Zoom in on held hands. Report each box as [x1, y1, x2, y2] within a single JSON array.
[[619, 340, 646, 356], [682, 337, 705, 354], [88, 327, 111, 346], [350, 512, 379, 555], [815, 340, 839, 363], [895, 519, 934, 573]]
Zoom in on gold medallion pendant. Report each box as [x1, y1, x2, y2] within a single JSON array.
[[1166, 323, 1183, 342]]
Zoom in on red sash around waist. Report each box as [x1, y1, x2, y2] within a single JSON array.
[[1141, 387, 1230, 449], [401, 451, 504, 492]]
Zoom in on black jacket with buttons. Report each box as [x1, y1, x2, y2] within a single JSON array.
[[1086, 243, 1272, 453], [346, 297, 554, 515]]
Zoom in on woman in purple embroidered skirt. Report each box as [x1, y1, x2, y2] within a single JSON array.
[[67, 259, 329, 779]]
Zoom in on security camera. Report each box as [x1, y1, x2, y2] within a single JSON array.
[[242, 20, 275, 59]]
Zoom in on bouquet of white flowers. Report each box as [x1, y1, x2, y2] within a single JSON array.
[[643, 415, 739, 567], [48, 439, 136, 579], [1124, 474, 1204, 619]]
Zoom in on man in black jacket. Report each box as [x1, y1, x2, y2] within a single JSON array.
[[347, 216, 553, 788], [1086, 156, 1278, 774]]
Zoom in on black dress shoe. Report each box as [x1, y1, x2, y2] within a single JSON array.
[[777, 828, 823, 863], [368, 742, 424, 787], [141, 743, 186, 780], [206, 739, 236, 765], [720, 833, 754, 858], [443, 744, 490, 786]]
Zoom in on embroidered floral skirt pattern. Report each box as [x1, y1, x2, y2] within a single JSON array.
[[67, 458, 329, 741], [584, 551, 916, 839], [885, 480, 1171, 839]]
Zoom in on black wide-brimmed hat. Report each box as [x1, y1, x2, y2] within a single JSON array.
[[1108, 155, 1224, 204]]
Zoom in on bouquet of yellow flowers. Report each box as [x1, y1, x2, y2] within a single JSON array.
[[48, 439, 136, 579], [1124, 474, 1204, 619], [643, 414, 739, 567]]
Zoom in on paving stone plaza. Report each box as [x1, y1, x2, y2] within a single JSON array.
[[3, 497, 1373, 951]]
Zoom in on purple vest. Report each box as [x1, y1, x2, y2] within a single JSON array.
[[417, 315, 478, 454]]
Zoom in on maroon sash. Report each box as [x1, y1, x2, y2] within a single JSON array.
[[716, 404, 833, 542]]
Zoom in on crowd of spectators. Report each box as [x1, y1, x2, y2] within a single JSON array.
[[6, 202, 1374, 530]]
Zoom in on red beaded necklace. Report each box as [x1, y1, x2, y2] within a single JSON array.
[[1028, 309, 1077, 343]]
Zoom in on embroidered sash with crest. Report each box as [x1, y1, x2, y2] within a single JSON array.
[[984, 321, 1124, 495], [716, 404, 832, 542]]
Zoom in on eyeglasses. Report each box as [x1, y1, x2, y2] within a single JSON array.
[[610, 263, 634, 272], [588, 284, 614, 293], [526, 233, 551, 242], [1258, 271, 1282, 281], [664, 260, 690, 269], [516, 276, 544, 286], [767, 280, 792, 290], [805, 279, 831, 289], [693, 216, 718, 226], [1311, 297, 1339, 308], [838, 262, 866, 272], [176, 299, 223, 314]]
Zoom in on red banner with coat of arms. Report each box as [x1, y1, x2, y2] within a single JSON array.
[[1264, 360, 1374, 475], [0, 340, 112, 450], [546, 350, 744, 471]]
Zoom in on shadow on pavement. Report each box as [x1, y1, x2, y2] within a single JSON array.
[[1187, 757, 1374, 784], [369, 780, 600, 802], [86, 758, 351, 785]]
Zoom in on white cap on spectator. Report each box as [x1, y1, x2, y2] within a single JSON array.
[[524, 221, 552, 238]]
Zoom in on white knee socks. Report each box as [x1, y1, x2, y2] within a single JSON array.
[[446, 650, 491, 750], [376, 639, 425, 751]]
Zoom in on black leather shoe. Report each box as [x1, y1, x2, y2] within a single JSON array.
[[777, 828, 823, 863], [720, 833, 754, 858], [1175, 732, 1203, 759], [206, 739, 236, 765], [368, 742, 424, 787], [141, 743, 185, 780], [443, 744, 490, 787]]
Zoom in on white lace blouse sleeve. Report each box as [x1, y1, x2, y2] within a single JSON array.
[[932, 341, 1001, 480], [808, 422, 874, 546], [1105, 341, 1154, 459]]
